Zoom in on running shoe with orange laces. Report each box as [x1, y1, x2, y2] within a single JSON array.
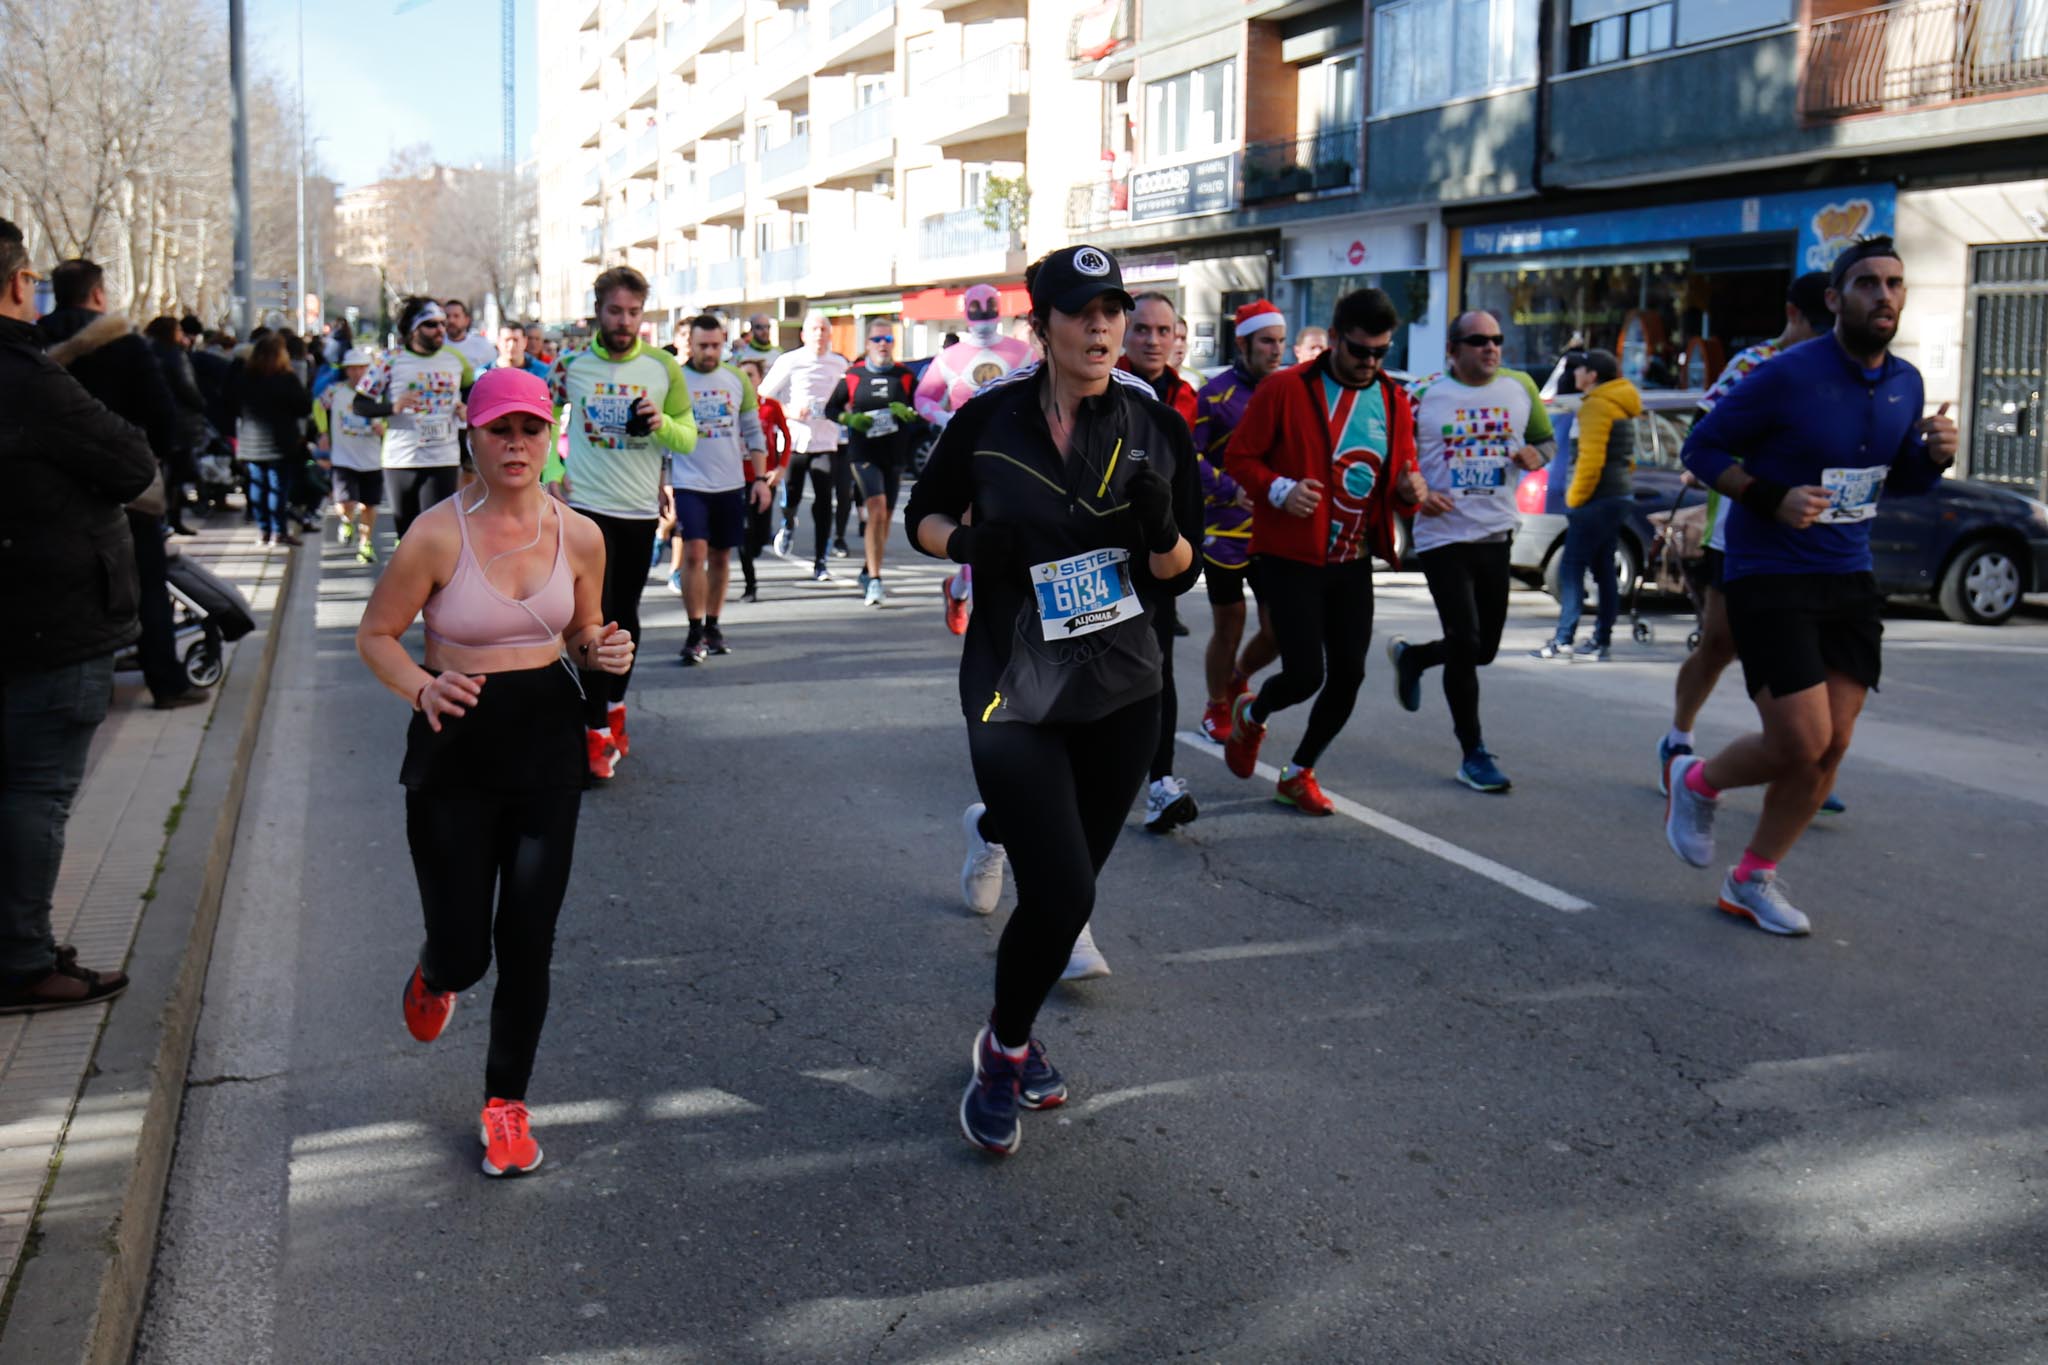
[[1223, 693, 1265, 779], [607, 704, 632, 760], [1199, 698, 1233, 744], [585, 729, 617, 781], [479, 1098, 543, 1177], [941, 573, 969, 636], [1275, 767, 1335, 816], [402, 964, 456, 1043]]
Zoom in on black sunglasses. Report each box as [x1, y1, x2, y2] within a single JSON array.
[[1455, 333, 1505, 348], [1341, 336, 1393, 361]]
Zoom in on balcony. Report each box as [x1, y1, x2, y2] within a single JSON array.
[[581, 164, 603, 205], [624, 44, 660, 109], [820, 99, 895, 183], [663, 8, 699, 73], [700, 0, 746, 52], [626, 124, 661, 178], [661, 267, 699, 310], [819, 0, 894, 72], [761, 23, 813, 102], [1241, 124, 1360, 204], [605, 144, 629, 183], [705, 257, 746, 298], [911, 208, 1024, 277], [625, 200, 661, 248], [1067, 0, 1133, 76], [914, 44, 1028, 151], [573, 0, 599, 30], [694, 67, 747, 137], [760, 243, 811, 287], [760, 133, 813, 201], [582, 225, 606, 263], [1801, 0, 2048, 119], [704, 160, 748, 221], [578, 35, 603, 90], [1065, 176, 1129, 234]]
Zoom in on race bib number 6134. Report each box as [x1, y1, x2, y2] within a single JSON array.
[[1031, 547, 1142, 641]]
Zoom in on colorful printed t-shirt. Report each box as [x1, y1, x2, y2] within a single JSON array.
[[1695, 340, 1782, 553], [674, 361, 764, 493], [1320, 374, 1389, 565], [550, 340, 698, 519], [356, 347, 472, 469], [312, 382, 383, 471], [1407, 368, 1551, 554]]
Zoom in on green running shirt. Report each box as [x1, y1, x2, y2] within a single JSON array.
[[550, 340, 699, 519]]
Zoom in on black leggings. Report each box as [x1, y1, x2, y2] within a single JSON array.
[[406, 785, 581, 1101], [832, 457, 855, 543], [969, 693, 1158, 1048], [1247, 556, 1375, 769], [582, 512, 657, 730], [780, 453, 837, 561], [388, 466, 460, 538], [738, 494, 773, 593], [1407, 539, 1512, 754], [1149, 603, 1179, 782]]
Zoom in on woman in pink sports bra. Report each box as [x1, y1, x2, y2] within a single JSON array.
[[356, 367, 633, 1178]]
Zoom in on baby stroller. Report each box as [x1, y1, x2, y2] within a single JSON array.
[[1646, 489, 1709, 652], [115, 543, 257, 692]]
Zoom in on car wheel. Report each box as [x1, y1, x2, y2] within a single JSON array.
[[1937, 539, 2023, 625], [1542, 537, 1640, 604]]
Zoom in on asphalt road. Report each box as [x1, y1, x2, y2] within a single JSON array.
[[135, 515, 2048, 1363]]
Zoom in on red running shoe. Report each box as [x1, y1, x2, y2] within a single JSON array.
[[607, 705, 631, 760], [479, 1098, 543, 1177], [1275, 768, 1335, 816], [585, 729, 617, 781], [1199, 698, 1233, 744], [942, 574, 969, 636], [1228, 670, 1252, 701], [402, 963, 456, 1043], [1223, 693, 1265, 779]]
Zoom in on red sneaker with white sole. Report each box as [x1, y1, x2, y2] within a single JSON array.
[[479, 1098, 543, 1177], [1199, 698, 1233, 744], [402, 964, 456, 1043], [607, 705, 631, 760], [585, 730, 617, 781], [1275, 768, 1335, 816], [942, 575, 969, 635], [1222, 693, 1265, 779]]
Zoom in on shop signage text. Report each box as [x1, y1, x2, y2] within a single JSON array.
[[1130, 153, 1240, 224], [1461, 185, 1897, 273]]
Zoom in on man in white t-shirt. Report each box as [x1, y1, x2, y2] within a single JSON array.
[[1386, 310, 1556, 795], [353, 298, 474, 536], [671, 314, 769, 664], [313, 346, 387, 563], [443, 298, 499, 376], [759, 312, 849, 582]]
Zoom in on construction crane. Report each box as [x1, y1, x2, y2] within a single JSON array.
[[393, 0, 516, 176]]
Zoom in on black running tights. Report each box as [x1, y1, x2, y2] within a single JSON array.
[[969, 694, 1158, 1048], [1247, 556, 1375, 769], [582, 512, 656, 731], [1407, 539, 1512, 754], [388, 466, 460, 539], [780, 453, 837, 561], [407, 786, 581, 1101], [1149, 602, 1179, 782]]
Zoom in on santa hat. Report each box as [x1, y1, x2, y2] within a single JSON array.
[[1234, 299, 1286, 337]]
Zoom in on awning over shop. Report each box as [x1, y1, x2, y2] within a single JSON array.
[[812, 295, 904, 317], [901, 283, 1029, 321]]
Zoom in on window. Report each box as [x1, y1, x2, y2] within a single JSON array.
[[1304, 51, 1363, 129], [793, 112, 810, 139], [754, 122, 774, 156], [1371, 0, 1538, 116], [964, 163, 992, 209], [1143, 58, 1237, 160], [791, 213, 809, 245], [754, 219, 776, 254], [1569, 2, 1674, 68]]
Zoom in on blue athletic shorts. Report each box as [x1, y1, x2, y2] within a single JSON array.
[[673, 487, 746, 551]]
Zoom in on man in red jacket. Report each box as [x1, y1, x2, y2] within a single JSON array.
[[1220, 288, 1420, 813]]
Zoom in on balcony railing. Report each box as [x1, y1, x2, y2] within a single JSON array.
[[628, 125, 660, 174], [583, 225, 606, 259], [1065, 176, 1128, 232], [706, 258, 745, 293], [1241, 124, 1361, 203], [761, 243, 810, 285], [918, 208, 1018, 261], [1802, 0, 2048, 118], [701, 0, 743, 34], [663, 267, 698, 307], [626, 200, 661, 243], [708, 161, 747, 200], [829, 98, 894, 156], [761, 133, 811, 182], [830, 0, 891, 39]]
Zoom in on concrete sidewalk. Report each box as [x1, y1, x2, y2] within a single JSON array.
[[0, 513, 296, 1361]]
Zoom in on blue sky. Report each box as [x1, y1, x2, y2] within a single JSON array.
[[250, 0, 541, 190]]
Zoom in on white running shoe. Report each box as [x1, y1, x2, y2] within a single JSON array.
[[960, 803, 1005, 915], [1143, 775, 1198, 832], [1062, 923, 1111, 981], [1717, 868, 1811, 936], [1663, 754, 1718, 868], [864, 577, 885, 607], [772, 525, 792, 559]]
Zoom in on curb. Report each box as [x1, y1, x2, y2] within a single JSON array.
[[0, 542, 305, 1365]]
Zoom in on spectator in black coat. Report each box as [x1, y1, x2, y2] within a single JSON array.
[[144, 315, 206, 534], [0, 219, 156, 1013]]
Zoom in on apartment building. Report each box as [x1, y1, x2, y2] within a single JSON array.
[[537, 0, 1056, 357]]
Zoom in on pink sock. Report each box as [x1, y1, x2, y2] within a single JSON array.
[[1684, 762, 1721, 801], [1734, 849, 1776, 883]]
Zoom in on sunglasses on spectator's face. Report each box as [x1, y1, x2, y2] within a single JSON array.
[[1456, 333, 1505, 348], [869, 333, 893, 344], [1341, 336, 1393, 361]]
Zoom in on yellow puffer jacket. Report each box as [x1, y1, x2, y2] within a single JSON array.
[[1567, 377, 1642, 507]]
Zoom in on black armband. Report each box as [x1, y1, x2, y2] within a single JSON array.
[[1737, 477, 1790, 520]]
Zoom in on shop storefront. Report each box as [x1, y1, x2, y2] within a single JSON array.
[[809, 294, 903, 356], [1280, 211, 1443, 375], [1094, 239, 1275, 370], [1457, 185, 1896, 389]]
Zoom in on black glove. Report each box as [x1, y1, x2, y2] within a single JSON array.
[[1125, 468, 1179, 555], [946, 522, 1019, 580], [624, 403, 655, 438]]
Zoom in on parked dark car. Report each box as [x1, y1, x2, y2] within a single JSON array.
[[1513, 391, 2048, 625]]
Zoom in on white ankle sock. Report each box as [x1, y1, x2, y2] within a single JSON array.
[[1667, 727, 1694, 748]]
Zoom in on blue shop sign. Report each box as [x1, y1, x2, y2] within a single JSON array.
[[1463, 185, 1897, 274]]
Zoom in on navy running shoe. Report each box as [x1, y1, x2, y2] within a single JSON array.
[[1658, 735, 1694, 796], [1018, 1037, 1067, 1111], [960, 1025, 1023, 1155], [1457, 747, 1512, 794], [1387, 636, 1422, 713], [1820, 791, 1846, 814]]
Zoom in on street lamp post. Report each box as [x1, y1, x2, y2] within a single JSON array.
[[295, 0, 306, 335]]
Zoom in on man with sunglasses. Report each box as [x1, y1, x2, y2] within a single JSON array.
[[824, 317, 923, 606], [354, 296, 475, 538], [1387, 311, 1555, 794], [1220, 289, 1420, 813]]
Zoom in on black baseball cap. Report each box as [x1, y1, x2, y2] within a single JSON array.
[[1028, 245, 1135, 316]]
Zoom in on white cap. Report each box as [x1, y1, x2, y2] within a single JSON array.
[[341, 347, 374, 367]]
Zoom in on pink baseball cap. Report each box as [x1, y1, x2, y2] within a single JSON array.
[[467, 367, 554, 428]]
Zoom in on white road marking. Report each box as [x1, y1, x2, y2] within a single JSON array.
[[1175, 732, 1594, 913], [645, 1087, 764, 1120], [1885, 639, 2048, 656]]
